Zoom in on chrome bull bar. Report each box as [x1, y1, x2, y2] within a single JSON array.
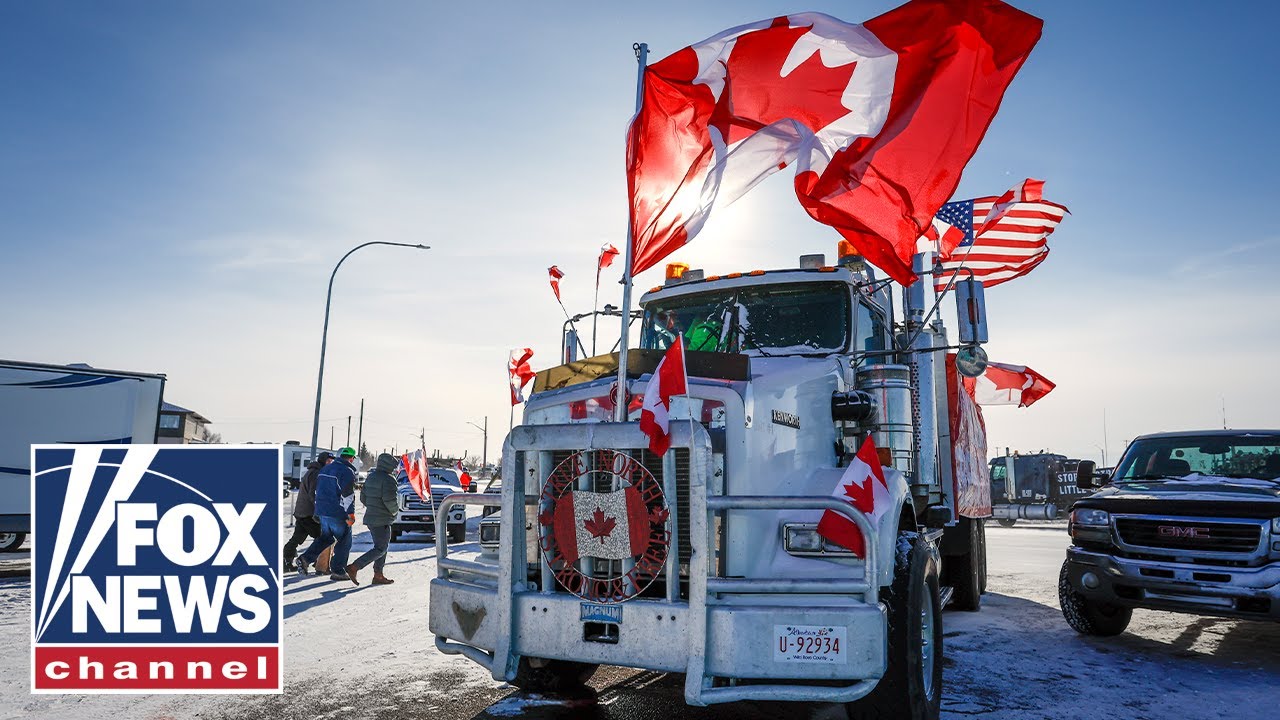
[[430, 421, 883, 707]]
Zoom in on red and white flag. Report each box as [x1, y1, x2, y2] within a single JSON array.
[[639, 335, 688, 456], [597, 244, 620, 272], [547, 265, 564, 302], [930, 183, 1068, 292], [962, 361, 1055, 407], [817, 436, 891, 557], [550, 486, 651, 564], [509, 347, 535, 405], [977, 178, 1044, 236], [401, 449, 431, 502], [626, 1, 1043, 285]]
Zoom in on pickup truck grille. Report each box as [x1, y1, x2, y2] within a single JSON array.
[[1115, 517, 1262, 554], [403, 489, 454, 513]]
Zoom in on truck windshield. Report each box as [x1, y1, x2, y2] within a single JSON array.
[[1112, 434, 1280, 482], [640, 282, 850, 355]]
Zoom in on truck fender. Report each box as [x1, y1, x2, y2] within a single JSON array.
[[871, 466, 913, 589]]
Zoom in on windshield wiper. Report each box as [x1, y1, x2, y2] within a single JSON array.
[[1122, 473, 1193, 481]]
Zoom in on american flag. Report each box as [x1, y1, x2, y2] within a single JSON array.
[[932, 196, 1068, 292]]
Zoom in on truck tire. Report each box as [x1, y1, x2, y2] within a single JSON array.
[[0, 532, 25, 552], [510, 656, 598, 693], [389, 529, 400, 543], [944, 518, 982, 612], [977, 521, 987, 595], [448, 524, 466, 543], [846, 532, 942, 720], [1058, 560, 1131, 636], [997, 518, 1016, 528]]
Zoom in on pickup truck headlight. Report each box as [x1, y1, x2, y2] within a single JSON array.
[[1072, 508, 1110, 526], [1271, 517, 1280, 534]]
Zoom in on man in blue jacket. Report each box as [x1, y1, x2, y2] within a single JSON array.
[[297, 446, 359, 583]]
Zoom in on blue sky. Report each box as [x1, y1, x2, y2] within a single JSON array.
[[3, 1, 1278, 463]]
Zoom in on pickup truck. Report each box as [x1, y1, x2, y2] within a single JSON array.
[[1060, 429, 1280, 635]]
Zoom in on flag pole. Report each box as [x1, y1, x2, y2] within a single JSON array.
[[615, 41, 648, 423], [592, 264, 601, 356]]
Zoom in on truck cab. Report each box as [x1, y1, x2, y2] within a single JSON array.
[[429, 253, 991, 720]]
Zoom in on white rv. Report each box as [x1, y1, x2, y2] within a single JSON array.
[[0, 360, 165, 551]]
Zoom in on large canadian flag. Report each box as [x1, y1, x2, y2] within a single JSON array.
[[817, 436, 892, 557], [626, 0, 1043, 285], [551, 487, 651, 564], [401, 449, 431, 502], [639, 337, 688, 456], [963, 361, 1055, 408]]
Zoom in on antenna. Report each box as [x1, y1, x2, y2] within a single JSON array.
[[1221, 397, 1227, 429]]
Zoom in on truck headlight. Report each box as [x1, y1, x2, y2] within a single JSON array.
[[1071, 508, 1110, 527], [1271, 517, 1280, 534], [784, 524, 824, 553], [479, 522, 500, 545]]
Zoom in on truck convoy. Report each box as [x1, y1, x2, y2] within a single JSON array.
[[0, 360, 165, 552], [988, 452, 1090, 526], [1060, 429, 1280, 635], [429, 250, 993, 720]]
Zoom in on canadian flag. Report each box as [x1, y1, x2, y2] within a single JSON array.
[[550, 487, 651, 564], [639, 336, 688, 456], [547, 265, 564, 302], [597, 244, 620, 271], [509, 347, 536, 405], [963, 361, 1055, 408], [626, 1, 1043, 284], [401, 449, 431, 502], [817, 436, 891, 557]]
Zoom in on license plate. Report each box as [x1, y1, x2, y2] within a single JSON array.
[[773, 625, 847, 664]]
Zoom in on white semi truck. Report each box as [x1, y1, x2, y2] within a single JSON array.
[[0, 360, 165, 551], [429, 249, 992, 720]]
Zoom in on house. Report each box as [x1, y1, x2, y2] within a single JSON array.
[[158, 401, 211, 444]]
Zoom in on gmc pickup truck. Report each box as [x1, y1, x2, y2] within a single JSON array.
[[1060, 429, 1280, 635]]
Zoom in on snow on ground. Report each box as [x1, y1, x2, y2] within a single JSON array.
[[0, 516, 1277, 719]]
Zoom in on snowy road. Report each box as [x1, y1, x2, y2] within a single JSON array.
[[2, 521, 1277, 719]]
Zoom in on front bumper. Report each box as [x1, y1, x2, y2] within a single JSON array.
[[1065, 547, 1280, 620]]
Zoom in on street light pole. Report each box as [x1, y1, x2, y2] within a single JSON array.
[[310, 241, 430, 461], [466, 417, 488, 470]]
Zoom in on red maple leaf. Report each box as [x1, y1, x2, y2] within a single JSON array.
[[842, 476, 875, 513], [583, 507, 616, 543], [649, 506, 670, 525]]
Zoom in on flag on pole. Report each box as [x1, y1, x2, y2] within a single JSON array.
[[962, 361, 1055, 407], [597, 244, 620, 272], [625, 1, 1043, 285], [639, 334, 688, 456], [817, 436, 891, 557], [547, 265, 565, 302], [931, 184, 1068, 292], [509, 348, 536, 405], [401, 449, 431, 502]]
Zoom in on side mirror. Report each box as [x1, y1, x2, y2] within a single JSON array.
[[1076, 460, 1096, 490], [955, 277, 988, 345]]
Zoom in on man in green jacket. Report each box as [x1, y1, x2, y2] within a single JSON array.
[[346, 453, 402, 585]]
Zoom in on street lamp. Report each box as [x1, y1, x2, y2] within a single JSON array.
[[310, 241, 430, 461], [466, 417, 488, 472]]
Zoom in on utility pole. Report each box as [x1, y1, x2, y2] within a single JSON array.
[[466, 417, 489, 470], [357, 399, 364, 455], [330, 426, 335, 450], [346, 415, 351, 446]]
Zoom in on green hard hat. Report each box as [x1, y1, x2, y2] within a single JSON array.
[[338, 447, 357, 457]]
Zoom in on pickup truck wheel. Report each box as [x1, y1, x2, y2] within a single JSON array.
[[448, 525, 466, 543], [997, 518, 1017, 528], [0, 532, 24, 552], [846, 532, 942, 720], [511, 656, 598, 693], [945, 518, 982, 611], [389, 529, 400, 543], [1058, 560, 1131, 636]]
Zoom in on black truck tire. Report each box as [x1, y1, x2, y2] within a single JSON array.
[[945, 518, 982, 611], [977, 520, 988, 595], [448, 524, 466, 543], [997, 518, 1017, 528], [0, 532, 25, 552], [846, 532, 943, 720], [1058, 560, 1131, 636], [511, 656, 598, 693]]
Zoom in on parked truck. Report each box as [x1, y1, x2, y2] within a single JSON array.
[[0, 360, 165, 551], [988, 452, 1091, 526], [429, 249, 993, 719]]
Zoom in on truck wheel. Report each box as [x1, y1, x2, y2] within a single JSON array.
[[997, 518, 1016, 528], [0, 532, 25, 552], [389, 529, 400, 543], [448, 524, 466, 543], [510, 656, 598, 693], [977, 521, 987, 595], [1058, 560, 1131, 636], [846, 532, 942, 720], [945, 518, 982, 612]]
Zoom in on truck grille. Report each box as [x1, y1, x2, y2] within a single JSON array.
[[1115, 518, 1262, 554], [404, 488, 453, 512]]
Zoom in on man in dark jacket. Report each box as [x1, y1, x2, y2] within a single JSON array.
[[346, 453, 401, 585], [284, 451, 332, 570], [298, 446, 359, 582]]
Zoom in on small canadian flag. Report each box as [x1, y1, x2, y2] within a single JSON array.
[[550, 487, 651, 564], [639, 335, 688, 456], [817, 436, 891, 557]]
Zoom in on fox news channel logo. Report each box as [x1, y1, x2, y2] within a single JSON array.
[[31, 445, 283, 693]]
